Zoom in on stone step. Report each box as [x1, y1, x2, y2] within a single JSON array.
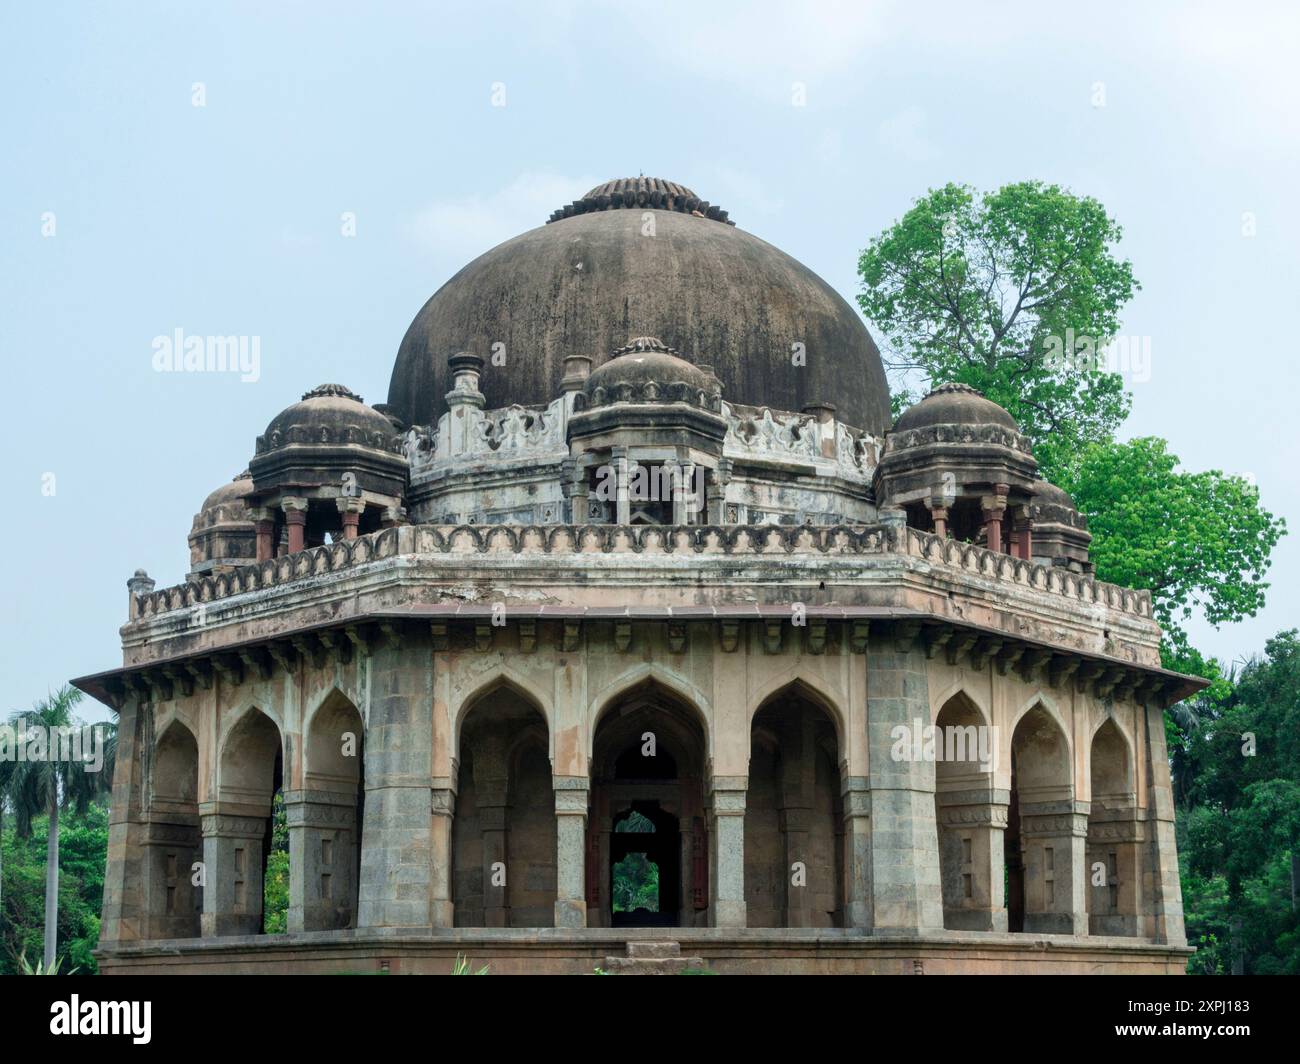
[[602, 940, 708, 975], [627, 941, 682, 959]]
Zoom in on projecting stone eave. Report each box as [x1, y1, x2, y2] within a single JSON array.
[[70, 604, 1206, 714]]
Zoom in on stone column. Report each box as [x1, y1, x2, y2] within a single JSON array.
[[199, 812, 267, 937], [430, 787, 456, 927], [357, 638, 436, 929], [672, 462, 697, 525], [930, 505, 949, 538], [553, 776, 589, 928], [251, 507, 276, 562], [613, 448, 630, 525], [981, 485, 1009, 554], [561, 458, 590, 525], [1012, 505, 1033, 560], [706, 460, 732, 525], [708, 777, 747, 927], [1087, 810, 1145, 936], [1018, 802, 1090, 935], [865, 628, 945, 931], [336, 496, 365, 540], [381, 505, 407, 529], [842, 778, 872, 928], [285, 789, 358, 932], [934, 789, 1010, 931], [1142, 699, 1187, 945], [282, 496, 308, 554], [140, 816, 202, 940], [100, 690, 149, 944]]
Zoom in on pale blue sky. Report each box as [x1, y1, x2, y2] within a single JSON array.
[[3, 1, 1296, 721]]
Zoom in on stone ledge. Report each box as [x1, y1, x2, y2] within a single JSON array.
[[95, 927, 1192, 975]]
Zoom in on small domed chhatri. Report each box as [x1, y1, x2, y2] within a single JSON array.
[[247, 383, 408, 554], [76, 172, 1204, 978], [893, 381, 1021, 433], [255, 383, 398, 454], [187, 471, 255, 578], [580, 336, 720, 410], [875, 381, 1039, 552]]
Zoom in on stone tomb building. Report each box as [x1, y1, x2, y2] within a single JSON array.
[[77, 177, 1201, 974]]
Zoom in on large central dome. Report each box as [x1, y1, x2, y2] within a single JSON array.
[[387, 177, 892, 433]]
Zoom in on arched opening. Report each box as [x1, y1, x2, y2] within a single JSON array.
[[589, 680, 708, 928], [1087, 718, 1142, 936], [610, 804, 678, 927], [745, 687, 844, 927], [1005, 703, 1081, 934], [297, 691, 365, 930], [211, 707, 284, 936], [932, 693, 1003, 931], [146, 721, 201, 939], [452, 684, 554, 927]]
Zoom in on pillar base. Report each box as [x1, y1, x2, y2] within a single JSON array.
[[554, 898, 588, 928]]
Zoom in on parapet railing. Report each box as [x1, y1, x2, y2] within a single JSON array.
[[131, 522, 1152, 621]]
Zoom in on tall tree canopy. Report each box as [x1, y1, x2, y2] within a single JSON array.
[[858, 181, 1136, 476], [1176, 630, 1300, 973], [858, 181, 1285, 678], [1064, 437, 1284, 670]]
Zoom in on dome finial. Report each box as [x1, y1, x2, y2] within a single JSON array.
[[547, 177, 733, 226], [612, 336, 676, 358], [302, 382, 364, 403]]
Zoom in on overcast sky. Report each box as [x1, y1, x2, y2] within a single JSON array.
[[3, 1, 1296, 721]]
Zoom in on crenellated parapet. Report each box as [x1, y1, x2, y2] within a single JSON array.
[[130, 520, 1153, 623]]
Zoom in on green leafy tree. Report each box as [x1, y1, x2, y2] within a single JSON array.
[[858, 180, 1137, 479], [1, 801, 108, 975], [1062, 437, 1284, 664], [1177, 631, 1300, 974], [262, 790, 289, 933], [859, 182, 1285, 676], [6, 687, 115, 969]]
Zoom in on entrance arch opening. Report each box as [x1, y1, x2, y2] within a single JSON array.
[[146, 720, 201, 939], [452, 684, 554, 927], [746, 686, 844, 927], [589, 680, 708, 928], [1005, 703, 1077, 934], [1087, 718, 1142, 935]]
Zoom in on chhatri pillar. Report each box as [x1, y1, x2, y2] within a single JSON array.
[[981, 484, 1009, 554], [282, 496, 308, 554], [336, 496, 365, 540]]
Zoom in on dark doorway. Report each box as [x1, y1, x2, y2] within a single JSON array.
[[610, 804, 679, 927], [1005, 753, 1024, 933]]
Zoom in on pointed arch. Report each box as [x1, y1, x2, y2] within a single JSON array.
[[586, 664, 711, 760], [217, 705, 283, 812], [1089, 716, 1134, 804], [930, 680, 991, 730], [747, 669, 847, 755], [452, 666, 553, 762], [303, 687, 365, 793], [153, 718, 199, 808]]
